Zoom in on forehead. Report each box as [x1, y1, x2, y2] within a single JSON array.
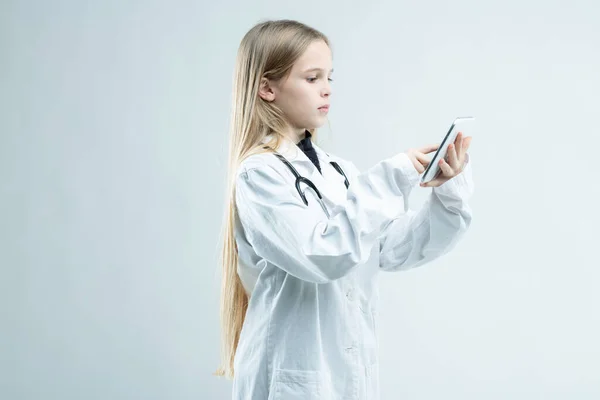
[[292, 40, 333, 73]]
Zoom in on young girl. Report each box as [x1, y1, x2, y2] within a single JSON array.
[[216, 19, 473, 400]]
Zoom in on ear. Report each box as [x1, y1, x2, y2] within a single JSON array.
[[258, 77, 276, 102]]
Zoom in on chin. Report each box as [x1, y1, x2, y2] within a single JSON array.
[[311, 118, 328, 129]]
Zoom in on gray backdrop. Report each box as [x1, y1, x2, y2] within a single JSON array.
[[2, 0, 599, 399]]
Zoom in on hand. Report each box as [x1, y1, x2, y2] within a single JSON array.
[[406, 143, 439, 175], [419, 132, 472, 188]]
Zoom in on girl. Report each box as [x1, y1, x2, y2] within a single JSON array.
[[216, 19, 473, 400]]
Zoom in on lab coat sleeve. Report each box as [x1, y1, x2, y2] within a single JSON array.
[[235, 152, 417, 284], [378, 155, 474, 272]]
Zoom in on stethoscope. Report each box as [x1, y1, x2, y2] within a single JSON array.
[[271, 150, 349, 219]]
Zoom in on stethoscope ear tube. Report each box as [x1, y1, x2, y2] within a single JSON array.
[[329, 161, 349, 189]]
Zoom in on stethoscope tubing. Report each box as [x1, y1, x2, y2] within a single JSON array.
[[271, 151, 349, 218]]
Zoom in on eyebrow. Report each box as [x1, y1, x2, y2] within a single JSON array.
[[303, 68, 334, 73]]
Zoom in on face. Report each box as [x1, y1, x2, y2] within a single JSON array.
[[259, 39, 333, 136]]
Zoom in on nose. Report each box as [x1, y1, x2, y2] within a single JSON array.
[[321, 82, 331, 98]]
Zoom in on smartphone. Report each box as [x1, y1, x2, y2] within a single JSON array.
[[421, 116, 475, 184]]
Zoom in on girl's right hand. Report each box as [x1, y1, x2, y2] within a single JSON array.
[[406, 144, 439, 174]]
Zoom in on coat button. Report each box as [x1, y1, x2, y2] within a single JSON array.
[[346, 288, 355, 301]]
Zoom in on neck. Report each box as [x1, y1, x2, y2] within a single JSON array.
[[283, 126, 307, 143]]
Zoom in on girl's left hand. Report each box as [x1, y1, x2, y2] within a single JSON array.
[[420, 132, 472, 188]]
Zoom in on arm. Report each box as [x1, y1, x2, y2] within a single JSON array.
[[235, 152, 417, 284], [378, 155, 474, 272]]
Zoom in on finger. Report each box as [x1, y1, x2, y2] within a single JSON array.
[[418, 143, 439, 154], [414, 151, 431, 167], [439, 158, 454, 177], [421, 162, 449, 187], [421, 178, 441, 187], [455, 132, 464, 159], [459, 134, 472, 159], [421, 174, 444, 187], [446, 143, 459, 169], [409, 154, 426, 173], [463, 136, 472, 152]]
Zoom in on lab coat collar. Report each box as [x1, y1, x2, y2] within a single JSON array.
[[260, 132, 333, 166]]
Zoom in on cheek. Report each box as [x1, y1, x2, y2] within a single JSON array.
[[285, 88, 311, 110], [296, 85, 318, 107], [277, 81, 317, 118]]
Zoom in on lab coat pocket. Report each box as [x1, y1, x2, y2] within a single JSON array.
[[269, 369, 323, 400]]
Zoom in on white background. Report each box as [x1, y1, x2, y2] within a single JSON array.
[[2, 0, 599, 398]]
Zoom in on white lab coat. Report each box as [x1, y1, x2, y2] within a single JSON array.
[[232, 135, 474, 399]]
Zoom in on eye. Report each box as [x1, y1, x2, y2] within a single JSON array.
[[306, 77, 334, 83]]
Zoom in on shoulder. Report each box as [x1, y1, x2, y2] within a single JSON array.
[[234, 153, 300, 205], [235, 152, 289, 188], [237, 152, 275, 175], [313, 144, 360, 178]]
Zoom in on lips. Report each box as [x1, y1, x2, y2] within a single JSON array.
[[318, 105, 330, 110]]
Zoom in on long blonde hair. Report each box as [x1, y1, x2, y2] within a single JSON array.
[[214, 19, 330, 379]]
